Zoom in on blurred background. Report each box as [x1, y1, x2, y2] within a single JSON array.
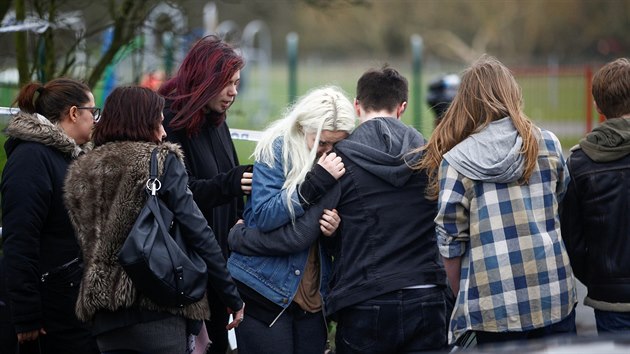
[[1, 0, 628, 151], [2, 0, 626, 337]]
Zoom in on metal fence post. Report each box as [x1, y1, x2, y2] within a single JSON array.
[[410, 34, 423, 132], [287, 32, 298, 104]]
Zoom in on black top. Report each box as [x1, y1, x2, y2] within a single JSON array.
[[562, 148, 630, 303], [163, 103, 250, 258]]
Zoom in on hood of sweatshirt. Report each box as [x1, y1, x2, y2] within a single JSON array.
[[578, 117, 630, 162], [443, 117, 525, 183], [334, 117, 425, 187]]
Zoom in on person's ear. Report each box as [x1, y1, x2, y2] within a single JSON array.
[[68, 106, 79, 122], [354, 98, 361, 117], [594, 101, 604, 116], [397, 101, 407, 118]]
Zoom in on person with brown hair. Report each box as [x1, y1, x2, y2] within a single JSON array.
[[561, 58, 630, 334], [414, 55, 577, 346], [64, 86, 245, 353], [1, 78, 99, 353], [158, 35, 252, 353]]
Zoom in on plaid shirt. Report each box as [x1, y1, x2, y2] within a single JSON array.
[[436, 129, 577, 344]]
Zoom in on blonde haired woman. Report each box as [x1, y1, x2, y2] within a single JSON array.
[[228, 86, 356, 354], [246, 85, 355, 229], [414, 55, 577, 346]]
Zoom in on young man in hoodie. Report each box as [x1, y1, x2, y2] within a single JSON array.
[[228, 65, 450, 353], [561, 58, 630, 334], [327, 66, 449, 353]]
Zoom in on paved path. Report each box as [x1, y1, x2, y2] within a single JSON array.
[[575, 280, 597, 336], [536, 120, 588, 138]]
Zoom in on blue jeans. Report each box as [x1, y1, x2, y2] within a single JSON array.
[[475, 308, 576, 345], [235, 302, 327, 354], [595, 310, 630, 334], [335, 287, 448, 354]]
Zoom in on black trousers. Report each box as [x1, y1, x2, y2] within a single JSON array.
[[206, 286, 230, 354]]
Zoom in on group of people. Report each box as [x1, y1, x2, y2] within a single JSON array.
[[0, 32, 629, 354]]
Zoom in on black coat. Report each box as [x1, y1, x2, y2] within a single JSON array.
[[228, 118, 447, 316], [561, 147, 630, 304], [163, 105, 249, 257], [0, 112, 96, 353]]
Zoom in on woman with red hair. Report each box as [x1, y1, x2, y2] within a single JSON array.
[[158, 35, 252, 354]]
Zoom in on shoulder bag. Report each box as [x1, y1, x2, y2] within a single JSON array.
[[118, 148, 208, 308]]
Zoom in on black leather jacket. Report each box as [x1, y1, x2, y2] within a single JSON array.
[[65, 142, 243, 322], [561, 147, 630, 304]]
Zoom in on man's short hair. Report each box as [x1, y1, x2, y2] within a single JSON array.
[[592, 58, 630, 118], [356, 65, 408, 113]]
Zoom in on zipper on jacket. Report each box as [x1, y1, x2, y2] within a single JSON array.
[[318, 242, 329, 330]]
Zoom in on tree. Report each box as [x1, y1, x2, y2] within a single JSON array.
[[0, 0, 11, 27], [7, 0, 166, 87]]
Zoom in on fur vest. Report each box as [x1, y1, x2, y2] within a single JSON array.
[[64, 141, 210, 322], [5, 111, 91, 157]]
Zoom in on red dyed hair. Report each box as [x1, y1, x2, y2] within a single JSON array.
[[158, 35, 244, 136]]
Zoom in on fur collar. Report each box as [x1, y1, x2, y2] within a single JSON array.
[[5, 111, 91, 158]]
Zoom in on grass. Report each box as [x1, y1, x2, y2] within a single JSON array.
[[225, 63, 589, 155], [0, 62, 593, 226]]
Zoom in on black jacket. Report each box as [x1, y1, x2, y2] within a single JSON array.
[[326, 117, 446, 315], [64, 142, 243, 323], [561, 147, 630, 305], [229, 118, 446, 316], [163, 104, 250, 257], [0, 112, 95, 350]]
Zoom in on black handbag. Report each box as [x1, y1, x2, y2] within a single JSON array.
[[118, 148, 208, 308]]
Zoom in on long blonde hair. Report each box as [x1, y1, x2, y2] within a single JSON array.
[[414, 55, 539, 199], [254, 85, 356, 219]]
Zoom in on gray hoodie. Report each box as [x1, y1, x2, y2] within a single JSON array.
[[443, 117, 525, 183], [334, 117, 425, 187]]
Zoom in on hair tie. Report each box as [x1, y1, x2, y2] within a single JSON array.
[[32, 86, 44, 107]]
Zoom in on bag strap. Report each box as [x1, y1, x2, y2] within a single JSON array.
[[147, 148, 161, 196], [146, 148, 186, 306]]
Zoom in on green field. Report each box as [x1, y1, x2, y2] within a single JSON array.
[[0, 62, 593, 167], [227, 63, 591, 156], [0, 65, 596, 263]]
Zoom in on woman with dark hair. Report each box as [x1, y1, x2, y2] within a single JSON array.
[[64, 86, 245, 354], [1, 78, 99, 353], [158, 34, 252, 352]]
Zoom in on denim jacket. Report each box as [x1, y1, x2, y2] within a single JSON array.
[[227, 139, 334, 314], [227, 192, 336, 312], [227, 243, 332, 313], [242, 137, 304, 232]]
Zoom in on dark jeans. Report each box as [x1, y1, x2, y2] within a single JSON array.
[[594, 310, 630, 334], [34, 261, 98, 354], [0, 277, 17, 354], [206, 286, 229, 354], [236, 302, 327, 354], [335, 286, 449, 354], [475, 308, 576, 345]]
